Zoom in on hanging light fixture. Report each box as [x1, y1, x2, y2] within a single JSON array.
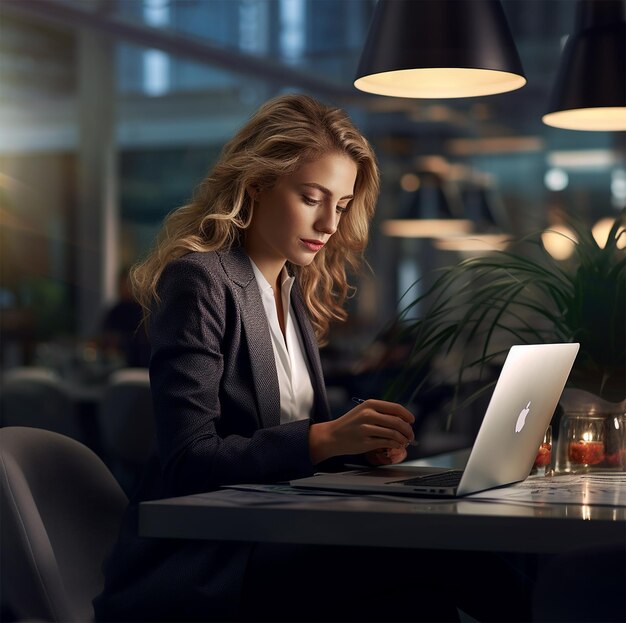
[[460, 181, 502, 230], [541, 224, 578, 260], [592, 216, 626, 248], [354, 0, 526, 98], [434, 177, 510, 253], [382, 171, 472, 237], [543, 0, 626, 131]]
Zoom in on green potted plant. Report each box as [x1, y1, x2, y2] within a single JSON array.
[[382, 210, 626, 415]]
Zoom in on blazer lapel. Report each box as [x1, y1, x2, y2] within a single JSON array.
[[218, 247, 331, 427], [218, 247, 281, 429]]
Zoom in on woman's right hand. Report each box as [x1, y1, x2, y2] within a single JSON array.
[[308, 399, 415, 464]]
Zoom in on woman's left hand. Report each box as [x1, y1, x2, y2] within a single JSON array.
[[365, 446, 407, 466]]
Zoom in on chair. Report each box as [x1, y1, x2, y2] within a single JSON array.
[[0, 426, 128, 622], [98, 367, 155, 495], [2, 367, 60, 384], [0, 367, 84, 442]]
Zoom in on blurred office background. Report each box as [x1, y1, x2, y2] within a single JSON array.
[[1, 0, 625, 465]]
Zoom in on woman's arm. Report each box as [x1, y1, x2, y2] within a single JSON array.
[[308, 399, 415, 464]]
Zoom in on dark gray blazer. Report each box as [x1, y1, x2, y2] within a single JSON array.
[[94, 248, 333, 622]]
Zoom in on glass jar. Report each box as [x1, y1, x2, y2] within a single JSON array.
[[555, 389, 626, 473], [605, 413, 626, 468], [530, 425, 553, 476]]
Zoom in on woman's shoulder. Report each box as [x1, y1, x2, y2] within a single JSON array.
[[172, 249, 221, 270], [164, 247, 253, 289], [158, 251, 225, 294], [155, 251, 233, 317]]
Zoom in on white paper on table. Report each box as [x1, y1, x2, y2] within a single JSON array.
[[468, 471, 626, 507]]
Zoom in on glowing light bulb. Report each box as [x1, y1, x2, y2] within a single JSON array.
[[541, 225, 577, 260], [592, 217, 626, 249]]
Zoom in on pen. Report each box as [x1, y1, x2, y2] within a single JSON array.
[[351, 397, 418, 447]]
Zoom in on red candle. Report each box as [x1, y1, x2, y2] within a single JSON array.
[[533, 442, 552, 467], [568, 440, 605, 465]]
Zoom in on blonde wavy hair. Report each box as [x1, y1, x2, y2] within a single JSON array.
[[132, 93, 380, 344]]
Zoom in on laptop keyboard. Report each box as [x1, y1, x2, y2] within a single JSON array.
[[399, 470, 464, 487]]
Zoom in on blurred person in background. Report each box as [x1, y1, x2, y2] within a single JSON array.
[[101, 269, 150, 368]]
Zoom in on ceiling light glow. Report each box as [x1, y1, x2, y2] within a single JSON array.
[[592, 217, 626, 249], [541, 225, 577, 260], [544, 168, 569, 192]]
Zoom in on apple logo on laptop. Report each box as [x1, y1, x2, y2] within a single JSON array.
[[515, 401, 531, 432]]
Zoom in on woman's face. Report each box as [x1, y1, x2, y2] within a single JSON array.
[[245, 152, 357, 282]]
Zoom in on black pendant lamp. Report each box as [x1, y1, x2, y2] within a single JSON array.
[[354, 0, 526, 99], [434, 180, 510, 253], [382, 172, 472, 237], [543, 0, 626, 131]]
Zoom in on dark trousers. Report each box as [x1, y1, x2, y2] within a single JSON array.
[[239, 544, 533, 622]]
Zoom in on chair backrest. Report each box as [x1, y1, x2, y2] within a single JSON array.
[[0, 426, 128, 622], [98, 367, 155, 495], [99, 367, 155, 465], [2, 367, 61, 384], [0, 367, 83, 441]]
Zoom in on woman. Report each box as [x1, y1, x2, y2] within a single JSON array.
[[94, 94, 528, 622], [94, 94, 426, 622]]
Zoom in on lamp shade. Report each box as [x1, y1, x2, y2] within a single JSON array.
[[434, 182, 510, 253], [354, 0, 526, 98], [461, 184, 499, 229], [543, 0, 626, 131], [382, 172, 472, 237]]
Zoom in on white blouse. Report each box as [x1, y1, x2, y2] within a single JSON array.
[[249, 259, 315, 424]]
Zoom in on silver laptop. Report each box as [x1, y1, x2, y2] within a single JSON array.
[[291, 343, 579, 497]]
